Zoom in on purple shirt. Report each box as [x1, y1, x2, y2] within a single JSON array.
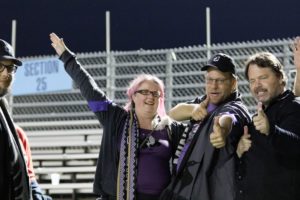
[[136, 128, 172, 195]]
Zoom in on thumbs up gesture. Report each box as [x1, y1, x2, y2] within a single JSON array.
[[191, 96, 209, 121], [210, 115, 233, 148], [236, 126, 252, 158], [253, 102, 270, 135]]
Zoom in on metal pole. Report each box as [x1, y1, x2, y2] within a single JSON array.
[[206, 7, 211, 59], [165, 51, 174, 111], [11, 20, 17, 54], [106, 11, 111, 55], [105, 11, 112, 99], [9, 19, 17, 114]]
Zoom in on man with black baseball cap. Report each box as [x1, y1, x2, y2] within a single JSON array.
[[0, 39, 31, 200], [160, 53, 251, 200], [201, 53, 236, 75]]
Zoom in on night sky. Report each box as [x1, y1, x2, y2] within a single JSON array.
[[1, 0, 299, 57]]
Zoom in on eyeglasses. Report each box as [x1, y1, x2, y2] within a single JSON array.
[[0, 63, 18, 74], [205, 77, 229, 85], [134, 89, 161, 98]]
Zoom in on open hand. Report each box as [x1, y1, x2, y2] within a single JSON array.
[[49, 32, 68, 56]]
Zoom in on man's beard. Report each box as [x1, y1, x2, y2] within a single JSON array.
[[0, 77, 13, 97], [0, 86, 10, 97]]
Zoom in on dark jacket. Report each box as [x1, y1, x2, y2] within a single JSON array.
[[0, 99, 31, 200], [60, 50, 185, 197], [160, 92, 251, 200], [236, 90, 300, 200]]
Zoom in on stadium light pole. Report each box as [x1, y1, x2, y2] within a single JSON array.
[[206, 7, 211, 59], [106, 11, 111, 55], [106, 11, 113, 99], [11, 20, 17, 54], [8, 19, 17, 114]]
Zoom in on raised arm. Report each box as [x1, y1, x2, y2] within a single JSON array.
[[49, 32, 106, 102], [168, 97, 209, 121], [293, 36, 300, 95], [49, 33, 126, 127]]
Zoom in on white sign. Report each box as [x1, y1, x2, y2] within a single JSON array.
[[12, 58, 72, 95]]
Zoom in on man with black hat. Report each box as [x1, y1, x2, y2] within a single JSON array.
[[0, 39, 31, 199], [160, 53, 251, 200]]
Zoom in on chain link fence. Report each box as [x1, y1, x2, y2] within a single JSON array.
[[12, 38, 296, 131]]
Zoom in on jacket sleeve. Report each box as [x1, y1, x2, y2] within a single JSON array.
[[215, 103, 251, 166], [60, 50, 106, 101], [31, 180, 52, 200], [269, 101, 300, 157], [221, 103, 251, 150], [59, 50, 126, 126], [15, 126, 36, 181]]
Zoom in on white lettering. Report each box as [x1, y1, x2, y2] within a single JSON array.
[[24, 60, 59, 77]]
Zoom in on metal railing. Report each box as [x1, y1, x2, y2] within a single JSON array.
[[12, 38, 296, 131]]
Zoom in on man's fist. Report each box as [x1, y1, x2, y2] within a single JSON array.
[[253, 102, 270, 135]]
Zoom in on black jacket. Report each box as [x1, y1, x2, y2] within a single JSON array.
[[60, 50, 185, 197], [160, 92, 251, 200], [236, 90, 300, 200], [0, 99, 31, 200]]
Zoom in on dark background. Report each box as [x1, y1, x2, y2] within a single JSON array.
[[1, 0, 299, 57]]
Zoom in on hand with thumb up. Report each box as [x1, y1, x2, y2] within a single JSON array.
[[191, 96, 209, 121], [236, 126, 252, 158], [210, 114, 233, 148], [253, 102, 270, 135]]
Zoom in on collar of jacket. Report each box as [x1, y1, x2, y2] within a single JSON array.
[[262, 90, 293, 112]]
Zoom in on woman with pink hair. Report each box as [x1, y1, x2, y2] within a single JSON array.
[[50, 33, 185, 200]]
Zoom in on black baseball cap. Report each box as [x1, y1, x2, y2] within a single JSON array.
[[0, 39, 22, 66], [201, 53, 236, 75]]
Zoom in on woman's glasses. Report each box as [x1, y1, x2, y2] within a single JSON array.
[[134, 89, 161, 98]]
